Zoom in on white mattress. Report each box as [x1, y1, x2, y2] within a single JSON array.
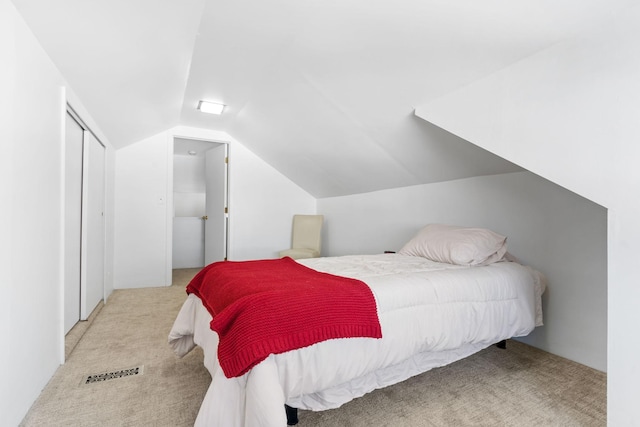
[[169, 254, 545, 427]]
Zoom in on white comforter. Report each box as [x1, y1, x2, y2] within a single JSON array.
[[169, 254, 545, 427]]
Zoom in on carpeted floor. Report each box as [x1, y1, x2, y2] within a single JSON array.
[[20, 268, 209, 427], [20, 268, 606, 427]]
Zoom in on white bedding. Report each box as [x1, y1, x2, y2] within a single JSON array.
[[169, 254, 545, 427]]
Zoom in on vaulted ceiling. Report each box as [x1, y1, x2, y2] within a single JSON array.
[[11, 0, 626, 197]]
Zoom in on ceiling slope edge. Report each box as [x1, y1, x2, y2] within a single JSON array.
[[413, 42, 603, 208], [414, 2, 640, 210]]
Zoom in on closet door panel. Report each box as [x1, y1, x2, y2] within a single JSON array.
[[81, 132, 105, 319], [64, 113, 83, 333]]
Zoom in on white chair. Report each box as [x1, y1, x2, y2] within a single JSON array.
[[278, 215, 324, 259]]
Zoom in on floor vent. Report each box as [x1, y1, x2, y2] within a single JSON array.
[[83, 365, 144, 385]]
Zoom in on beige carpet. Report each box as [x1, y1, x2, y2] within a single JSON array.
[[21, 268, 606, 426], [21, 268, 209, 427]]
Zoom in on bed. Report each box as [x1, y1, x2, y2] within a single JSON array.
[[169, 224, 546, 426]]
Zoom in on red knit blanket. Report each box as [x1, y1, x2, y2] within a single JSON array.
[[186, 257, 382, 378]]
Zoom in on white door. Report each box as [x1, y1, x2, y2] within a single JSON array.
[[64, 113, 83, 334], [81, 132, 105, 319], [204, 144, 228, 264]]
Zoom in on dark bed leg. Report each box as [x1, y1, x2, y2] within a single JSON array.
[[496, 339, 507, 349], [285, 404, 299, 426]]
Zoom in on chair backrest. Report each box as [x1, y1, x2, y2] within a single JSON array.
[[291, 215, 324, 252]]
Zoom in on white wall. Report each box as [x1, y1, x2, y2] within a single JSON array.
[[113, 126, 316, 288], [0, 6, 62, 424], [173, 154, 205, 217], [174, 154, 206, 193], [1, 1, 115, 424], [173, 193, 205, 217], [226, 136, 318, 261], [415, 6, 640, 424], [319, 171, 607, 371], [172, 154, 206, 267], [114, 131, 172, 288]]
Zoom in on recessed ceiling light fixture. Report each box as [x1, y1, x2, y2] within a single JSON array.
[[197, 100, 225, 115]]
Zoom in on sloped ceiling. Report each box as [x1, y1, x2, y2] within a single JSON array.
[[10, 0, 627, 198]]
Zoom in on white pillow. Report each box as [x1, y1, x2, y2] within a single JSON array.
[[398, 224, 507, 266]]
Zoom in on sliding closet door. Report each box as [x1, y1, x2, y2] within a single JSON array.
[[64, 113, 83, 334], [81, 132, 105, 319]]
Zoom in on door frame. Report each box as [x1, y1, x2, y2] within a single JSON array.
[[166, 135, 230, 285]]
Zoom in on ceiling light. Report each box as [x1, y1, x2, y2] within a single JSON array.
[[188, 150, 197, 156], [197, 100, 225, 115]]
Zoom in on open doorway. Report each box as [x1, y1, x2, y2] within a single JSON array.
[[172, 138, 229, 271]]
